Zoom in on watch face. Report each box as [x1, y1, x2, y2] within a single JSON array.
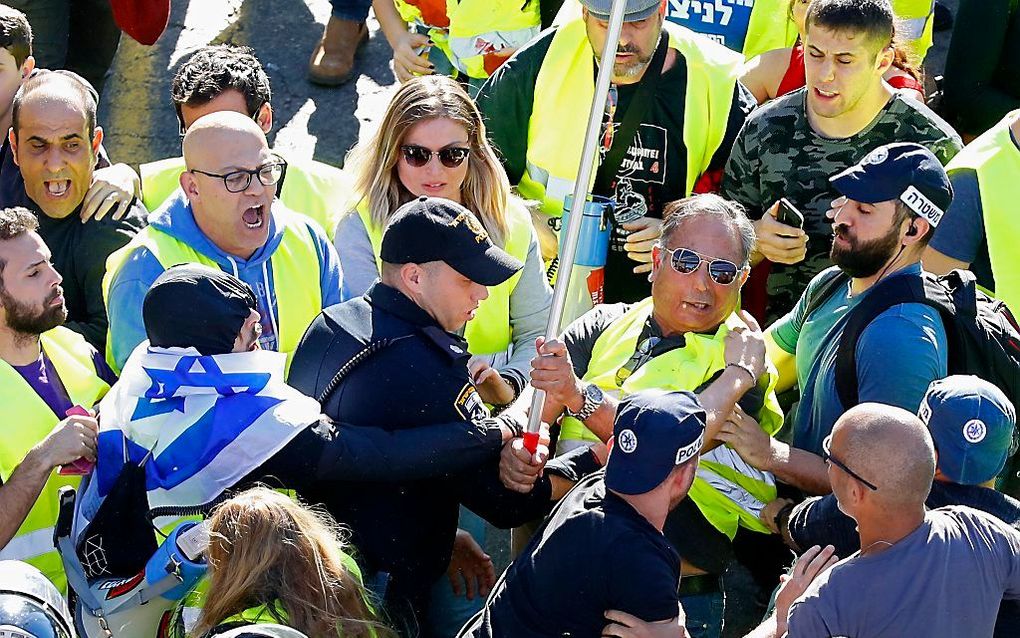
[[586, 384, 605, 403]]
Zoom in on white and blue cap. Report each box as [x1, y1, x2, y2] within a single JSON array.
[[918, 375, 1018, 485], [580, 0, 663, 22], [830, 142, 953, 228], [605, 389, 706, 495]]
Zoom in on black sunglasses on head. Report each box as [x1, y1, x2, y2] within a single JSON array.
[[822, 434, 878, 491], [400, 144, 471, 168], [663, 247, 744, 285]]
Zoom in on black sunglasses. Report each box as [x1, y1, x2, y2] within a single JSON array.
[[822, 434, 878, 491], [663, 247, 744, 285], [190, 157, 287, 194], [400, 144, 471, 168]]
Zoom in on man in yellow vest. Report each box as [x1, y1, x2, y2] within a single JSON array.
[[139, 44, 353, 240], [925, 110, 1020, 311], [103, 111, 341, 373], [476, 0, 754, 307], [0, 206, 113, 591], [527, 193, 787, 634]]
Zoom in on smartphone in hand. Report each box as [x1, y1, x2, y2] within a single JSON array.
[[777, 198, 805, 229], [58, 405, 95, 475]]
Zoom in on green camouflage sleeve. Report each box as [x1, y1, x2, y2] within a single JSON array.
[[721, 118, 766, 219]]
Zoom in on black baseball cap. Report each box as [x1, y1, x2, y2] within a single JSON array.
[[830, 143, 953, 228], [380, 196, 523, 286], [605, 390, 706, 495]]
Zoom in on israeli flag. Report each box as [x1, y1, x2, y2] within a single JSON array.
[[90, 344, 320, 511]]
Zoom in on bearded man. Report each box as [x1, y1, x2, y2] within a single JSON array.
[[720, 143, 951, 496]]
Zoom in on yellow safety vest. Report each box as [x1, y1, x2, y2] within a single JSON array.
[[561, 298, 782, 537], [356, 196, 533, 356], [945, 110, 1020, 312], [892, 0, 935, 61], [0, 328, 110, 592], [139, 156, 357, 241], [395, 0, 541, 79], [102, 208, 323, 373], [519, 19, 742, 217], [741, 0, 801, 60]]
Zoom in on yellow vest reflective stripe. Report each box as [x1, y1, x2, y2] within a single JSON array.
[[395, 0, 541, 79], [742, 0, 800, 60], [356, 198, 533, 356], [0, 327, 110, 591], [892, 0, 935, 61], [559, 298, 782, 537], [102, 210, 323, 372], [139, 156, 355, 241], [945, 110, 1020, 312], [519, 20, 742, 217]]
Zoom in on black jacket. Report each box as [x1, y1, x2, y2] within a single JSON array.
[[288, 283, 553, 610]]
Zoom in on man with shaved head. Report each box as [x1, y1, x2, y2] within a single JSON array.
[[103, 110, 341, 372], [5, 70, 144, 349], [784, 403, 1020, 637]]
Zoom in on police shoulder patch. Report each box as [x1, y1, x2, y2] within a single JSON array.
[[455, 383, 491, 422]]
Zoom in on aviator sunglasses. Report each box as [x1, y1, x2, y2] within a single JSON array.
[[662, 247, 744, 285], [400, 144, 471, 168]]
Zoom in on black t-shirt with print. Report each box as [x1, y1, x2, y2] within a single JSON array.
[[477, 27, 755, 304]]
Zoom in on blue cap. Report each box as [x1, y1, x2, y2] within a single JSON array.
[[605, 390, 706, 495], [830, 143, 953, 228], [918, 376, 1017, 485], [580, 0, 662, 22]]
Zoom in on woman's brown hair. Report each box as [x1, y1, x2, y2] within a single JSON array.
[[193, 487, 394, 638]]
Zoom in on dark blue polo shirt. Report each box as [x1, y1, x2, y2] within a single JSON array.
[[469, 472, 682, 638]]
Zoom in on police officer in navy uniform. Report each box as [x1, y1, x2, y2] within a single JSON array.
[[460, 389, 706, 638], [288, 197, 588, 636]]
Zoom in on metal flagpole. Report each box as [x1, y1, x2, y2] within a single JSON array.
[[523, 0, 630, 452]]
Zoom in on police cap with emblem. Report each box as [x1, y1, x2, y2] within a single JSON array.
[[579, 0, 663, 21], [380, 196, 524, 286], [918, 375, 1017, 486], [829, 142, 953, 229], [605, 389, 706, 496]]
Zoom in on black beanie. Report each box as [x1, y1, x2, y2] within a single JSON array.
[[143, 263, 257, 356]]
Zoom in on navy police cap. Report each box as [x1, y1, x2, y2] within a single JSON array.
[[830, 142, 953, 228], [380, 196, 523, 287], [605, 389, 706, 496]]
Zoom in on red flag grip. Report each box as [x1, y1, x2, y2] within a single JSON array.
[[522, 431, 540, 454]]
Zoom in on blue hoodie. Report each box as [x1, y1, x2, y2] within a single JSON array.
[[106, 190, 342, 370]]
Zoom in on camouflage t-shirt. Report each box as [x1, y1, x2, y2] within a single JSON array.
[[721, 88, 963, 323]]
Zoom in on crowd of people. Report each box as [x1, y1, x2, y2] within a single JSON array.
[[1, 0, 1019, 637]]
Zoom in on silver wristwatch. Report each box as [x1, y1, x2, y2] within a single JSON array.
[[567, 383, 605, 421]]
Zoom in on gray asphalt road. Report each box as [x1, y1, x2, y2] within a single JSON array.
[[99, 0, 398, 171]]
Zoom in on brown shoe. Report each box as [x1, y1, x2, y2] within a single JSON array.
[[308, 17, 369, 86]]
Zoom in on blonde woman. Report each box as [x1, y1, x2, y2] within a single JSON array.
[[192, 488, 393, 638], [336, 74, 551, 408]]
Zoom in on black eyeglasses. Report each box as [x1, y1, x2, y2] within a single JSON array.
[[663, 247, 745, 285], [190, 157, 287, 193], [822, 434, 878, 491], [616, 336, 661, 386], [400, 144, 471, 168]]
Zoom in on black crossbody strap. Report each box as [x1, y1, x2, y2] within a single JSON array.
[[593, 34, 668, 195]]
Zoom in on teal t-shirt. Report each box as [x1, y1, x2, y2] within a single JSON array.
[[771, 264, 948, 455]]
